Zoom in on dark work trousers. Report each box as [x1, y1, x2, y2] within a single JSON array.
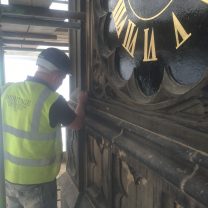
[[5, 180, 57, 208]]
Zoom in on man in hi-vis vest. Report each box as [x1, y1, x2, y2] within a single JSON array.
[[1, 48, 88, 208]]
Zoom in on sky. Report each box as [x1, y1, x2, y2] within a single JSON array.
[[4, 54, 70, 151]]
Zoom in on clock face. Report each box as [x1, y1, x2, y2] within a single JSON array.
[[104, 0, 208, 97]]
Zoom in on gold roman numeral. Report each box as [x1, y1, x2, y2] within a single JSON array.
[[143, 28, 158, 62], [122, 20, 138, 57], [172, 12, 191, 49], [112, 0, 128, 38]]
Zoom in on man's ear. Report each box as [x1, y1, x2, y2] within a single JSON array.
[[51, 71, 60, 81]]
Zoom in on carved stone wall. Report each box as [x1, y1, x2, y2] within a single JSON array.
[[85, 0, 208, 207], [61, 0, 208, 207], [84, 107, 208, 208]]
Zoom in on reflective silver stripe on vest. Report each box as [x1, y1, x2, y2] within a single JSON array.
[[31, 87, 52, 134], [3, 87, 57, 140], [3, 124, 56, 140], [4, 152, 61, 167]]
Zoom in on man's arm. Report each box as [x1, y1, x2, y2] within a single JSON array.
[[68, 91, 88, 130]]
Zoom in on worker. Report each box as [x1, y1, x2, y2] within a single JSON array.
[[1, 48, 88, 208]]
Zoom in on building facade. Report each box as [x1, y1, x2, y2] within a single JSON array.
[[60, 1, 208, 207]]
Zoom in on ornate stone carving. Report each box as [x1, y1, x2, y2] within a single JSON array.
[[86, 134, 111, 207], [90, 0, 208, 109], [67, 130, 78, 179]]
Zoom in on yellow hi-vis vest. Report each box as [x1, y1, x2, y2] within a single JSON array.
[[1, 81, 62, 184]]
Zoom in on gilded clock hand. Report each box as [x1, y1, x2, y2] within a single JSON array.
[[128, 0, 173, 21], [201, 0, 208, 4]]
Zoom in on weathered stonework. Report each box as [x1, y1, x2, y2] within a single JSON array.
[[60, 0, 208, 207]]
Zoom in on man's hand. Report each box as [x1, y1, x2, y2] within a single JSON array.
[[69, 91, 88, 130], [78, 91, 88, 105]]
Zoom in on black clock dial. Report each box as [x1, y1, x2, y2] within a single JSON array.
[[93, 0, 208, 106], [105, 0, 208, 88], [115, 48, 135, 80], [135, 60, 164, 96]]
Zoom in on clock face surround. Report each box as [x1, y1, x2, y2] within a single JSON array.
[[105, 0, 208, 93]]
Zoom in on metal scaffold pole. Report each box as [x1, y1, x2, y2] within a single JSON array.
[[0, 36, 6, 208]]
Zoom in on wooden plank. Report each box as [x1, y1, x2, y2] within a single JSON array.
[[1, 16, 81, 29], [1, 4, 85, 20], [2, 31, 57, 40]]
